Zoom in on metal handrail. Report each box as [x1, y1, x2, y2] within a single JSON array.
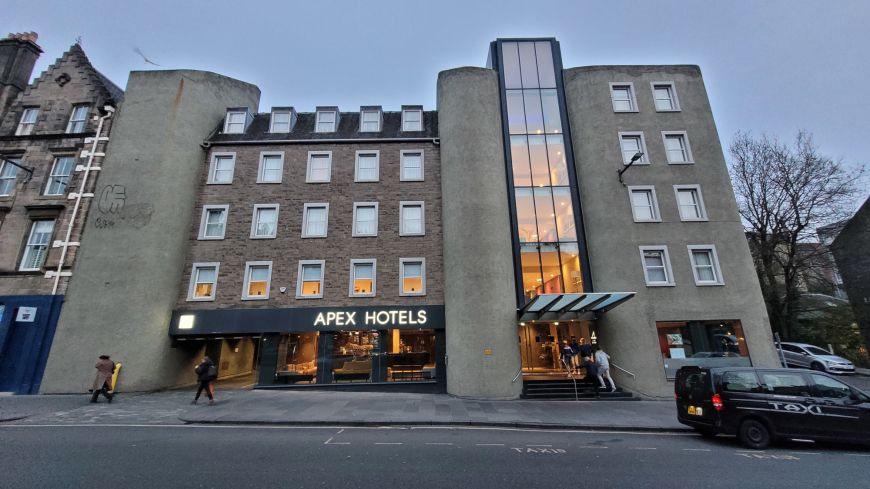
[[561, 359, 579, 401], [512, 367, 522, 383], [611, 363, 636, 379]]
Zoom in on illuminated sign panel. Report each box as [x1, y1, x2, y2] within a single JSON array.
[[313, 309, 428, 327]]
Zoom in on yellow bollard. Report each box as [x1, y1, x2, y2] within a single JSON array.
[[110, 362, 122, 391]]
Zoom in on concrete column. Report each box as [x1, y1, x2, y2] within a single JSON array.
[[438, 67, 522, 399], [40, 70, 260, 393]]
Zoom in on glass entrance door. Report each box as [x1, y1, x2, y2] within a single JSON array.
[[518, 321, 596, 375]]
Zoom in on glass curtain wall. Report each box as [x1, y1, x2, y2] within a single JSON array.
[[500, 41, 585, 301]]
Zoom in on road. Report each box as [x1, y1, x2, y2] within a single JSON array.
[[1, 425, 867, 488]]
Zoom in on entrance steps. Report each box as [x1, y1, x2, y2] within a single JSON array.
[[521, 379, 637, 400]]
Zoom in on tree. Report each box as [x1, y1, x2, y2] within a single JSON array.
[[729, 131, 863, 340]]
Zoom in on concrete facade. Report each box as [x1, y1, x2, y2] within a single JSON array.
[[830, 196, 870, 348]]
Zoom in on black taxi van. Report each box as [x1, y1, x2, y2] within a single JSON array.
[[675, 366, 870, 448]]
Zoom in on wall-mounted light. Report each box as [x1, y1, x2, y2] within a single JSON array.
[[617, 151, 644, 185], [178, 314, 195, 330]]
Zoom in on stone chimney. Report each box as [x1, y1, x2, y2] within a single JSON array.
[[0, 32, 43, 121]]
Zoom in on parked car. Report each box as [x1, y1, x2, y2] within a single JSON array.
[[777, 342, 855, 374], [675, 366, 870, 449]]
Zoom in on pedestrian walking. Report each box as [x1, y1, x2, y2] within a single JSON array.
[[580, 354, 598, 388], [560, 341, 575, 373], [192, 355, 217, 405], [595, 346, 616, 392], [570, 339, 581, 370], [579, 338, 593, 359], [90, 355, 115, 403]]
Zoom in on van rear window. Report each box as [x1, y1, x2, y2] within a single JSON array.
[[721, 371, 760, 392], [677, 371, 708, 397]]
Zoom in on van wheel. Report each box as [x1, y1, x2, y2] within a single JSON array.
[[738, 419, 771, 449], [694, 428, 717, 438], [810, 362, 825, 372]]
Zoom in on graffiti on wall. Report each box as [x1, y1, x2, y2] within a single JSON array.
[[95, 184, 154, 229]]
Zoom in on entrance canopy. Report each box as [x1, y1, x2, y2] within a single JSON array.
[[518, 292, 635, 322]]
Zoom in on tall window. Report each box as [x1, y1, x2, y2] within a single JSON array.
[[400, 151, 424, 181], [188, 263, 219, 301], [619, 132, 648, 165], [302, 203, 328, 237], [44, 156, 75, 195], [609, 83, 636, 112], [349, 259, 376, 296], [355, 151, 379, 182], [258, 152, 283, 183], [627, 186, 660, 222], [360, 110, 380, 132], [297, 260, 325, 298], [674, 185, 707, 221], [66, 105, 89, 133], [16, 108, 39, 135], [639, 246, 674, 286], [315, 110, 336, 133], [652, 82, 679, 111], [306, 152, 332, 183], [224, 111, 246, 133], [402, 109, 423, 131], [251, 205, 279, 239], [0, 158, 21, 196], [270, 110, 292, 133], [663, 132, 693, 164], [400, 258, 426, 296], [199, 205, 228, 240], [208, 153, 235, 184], [243, 261, 272, 299], [20, 220, 55, 271], [400, 202, 424, 236], [688, 246, 723, 285], [352, 203, 378, 237]]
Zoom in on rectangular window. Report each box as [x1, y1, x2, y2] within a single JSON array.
[[296, 260, 325, 298], [674, 185, 707, 221], [270, 110, 292, 133], [242, 261, 272, 300], [360, 110, 380, 132], [400, 150, 424, 181], [0, 158, 21, 196], [639, 246, 674, 286], [662, 132, 693, 164], [302, 203, 328, 238], [44, 156, 75, 195], [657, 320, 750, 379], [250, 204, 279, 239], [20, 219, 55, 271], [208, 153, 235, 184], [315, 110, 336, 133], [609, 83, 636, 112], [258, 152, 284, 183], [224, 111, 246, 133], [618, 132, 648, 165], [400, 258, 426, 296], [688, 245, 724, 285], [627, 186, 660, 222], [66, 105, 89, 133], [402, 109, 423, 131], [187, 262, 219, 301], [355, 151, 379, 182], [352, 202, 378, 237], [349, 259, 376, 297], [16, 108, 39, 135], [306, 152, 332, 183], [198, 205, 229, 240], [400, 201, 424, 236], [652, 82, 680, 111]]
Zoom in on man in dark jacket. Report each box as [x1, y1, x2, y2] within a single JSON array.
[[580, 355, 599, 390], [192, 356, 217, 405]]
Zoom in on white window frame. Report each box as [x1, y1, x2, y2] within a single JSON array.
[[187, 262, 220, 301], [19, 219, 55, 271], [296, 259, 325, 299], [638, 246, 675, 287], [257, 151, 284, 183], [687, 245, 724, 286], [223, 111, 247, 134], [650, 81, 680, 112], [352, 202, 379, 237], [360, 110, 381, 132], [399, 201, 425, 236], [44, 156, 75, 196], [609, 82, 637, 113], [16, 107, 39, 136], [354, 150, 380, 182], [66, 104, 89, 133], [673, 184, 708, 221], [348, 258, 377, 297], [626, 185, 661, 223], [250, 204, 279, 239], [399, 257, 426, 297], [208, 152, 236, 185], [661, 131, 694, 164], [402, 109, 423, 132], [306, 151, 332, 183], [242, 261, 273, 300], [269, 110, 292, 133], [315, 110, 337, 133], [400, 150, 425, 181], [617, 131, 649, 165], [0, 157, 21, 196], [302, 203, 329, 238], [198, 204, 229, 240]]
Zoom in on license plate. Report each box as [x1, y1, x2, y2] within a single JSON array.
[[688, 406, 703, 416]]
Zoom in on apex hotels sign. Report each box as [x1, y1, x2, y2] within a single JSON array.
[[313, 309, 428, 327]]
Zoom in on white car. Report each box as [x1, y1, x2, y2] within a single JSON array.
[[777, 342, 856, 375]]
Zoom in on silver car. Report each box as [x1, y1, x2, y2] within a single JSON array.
[[777, 342, 856, 374]]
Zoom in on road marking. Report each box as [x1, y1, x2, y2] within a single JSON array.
[[576, 446, 609, 449], [425, 442, 453, 445], [736, 453, 799, 460], [846, 454, 870, 457], [476, 443, 505, 446], [374, 442, 403, 445], [682, 448, 711, 452], [323, 437, 350, 445], [526, 444, 552, 447], [630, 447, 657, 450], [512, 447, 567, 454]]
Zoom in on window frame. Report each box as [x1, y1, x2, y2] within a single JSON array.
[[348, 258, 377, 297], [223, 111, 247, 134], [399, 201, 425, 236], [687, 245, 724, 286], [241, 260, 273, 300], [352, 202, 379, 237], [306, 151, 332, 183], [673, 184, 708, 221], [661, 131, 694, 164], [66, 104, 89, 133], [296, 259, 325, 299], [315, 110, 337, 133], [617, 131, 649, 165], [401, 109, 423, 132], [400, 150, 425, 181], [269, 110, 292, 133], [187, 262, 220, 302], [257, 151, 284, 184], [650, 81, 681, 112], [19, 219, 55, 271], [43, 156, 75, 196], [354, 150, 380, 182], [198, 204, 229, 240], [250, 204, 280, 239], [302, 202, 329, 238], [609, 82, 638, 113], [0, 157, 22, 196], [626, 185, 661, 223], [639, 245, 675, 287], [399, 257, 426, 297], [207, 152, 236, 185], [16, 107, 39, 136], [360, 110, 381, 132]]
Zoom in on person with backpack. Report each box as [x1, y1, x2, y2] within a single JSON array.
[[90, 354, 116, 403], [192, 355, 217, 405]]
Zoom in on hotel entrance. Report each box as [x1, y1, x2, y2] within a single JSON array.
[[518, 321, 596, 376]]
